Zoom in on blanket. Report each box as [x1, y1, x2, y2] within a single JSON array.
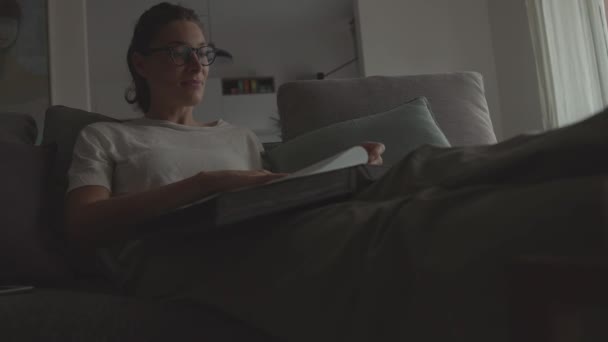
[[118, 108, 608, 342]]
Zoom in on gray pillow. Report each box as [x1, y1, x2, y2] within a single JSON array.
[[0, 142, 74, 285], [266, 97, 450, 173]]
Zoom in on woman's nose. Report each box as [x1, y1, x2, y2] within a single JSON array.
[[187, 51, 202, 71]]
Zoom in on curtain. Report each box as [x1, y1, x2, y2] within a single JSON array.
[[527, 0, 608, 128]]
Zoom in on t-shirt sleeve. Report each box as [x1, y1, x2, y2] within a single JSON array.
[[242, 128, 265, 169], [249, 129, 265, 153], [67, 125, 114, 193]]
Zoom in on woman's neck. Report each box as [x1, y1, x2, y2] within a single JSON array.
[[145, 105, 200, 126]]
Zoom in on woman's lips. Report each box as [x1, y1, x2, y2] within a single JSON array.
[[181, 80, 202, 88]]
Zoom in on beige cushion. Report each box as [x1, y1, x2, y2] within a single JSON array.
[[266, 97, 450, 172], [277, 72, 497, 146]]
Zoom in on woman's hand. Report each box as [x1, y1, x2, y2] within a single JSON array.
[[360, 142, 385, 166], [198, 170, 289, 194], [64, 170, 288, 247]]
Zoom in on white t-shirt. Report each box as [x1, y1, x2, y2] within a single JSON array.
[[67, 117, 264, 195]]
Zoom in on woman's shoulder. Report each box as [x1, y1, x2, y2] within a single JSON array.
[[220, 122, 259, 138], [223, 123, 264, 150], [79, 120, 139, 140]]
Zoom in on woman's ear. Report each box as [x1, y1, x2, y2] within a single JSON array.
[[131, 52, 148, 79]]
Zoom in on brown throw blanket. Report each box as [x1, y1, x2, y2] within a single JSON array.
[[120, 108, 608, 342]]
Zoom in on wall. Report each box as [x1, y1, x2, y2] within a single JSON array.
[[209, 0, 358, 83], [199, 0, 358, 140], [0, 0, 55, 134], [487, 0, 544, 139], [84, 0, 358, 139], [355, 0, 504, 139], [47, 0, 91, 111], [49, 0, 549, 140]]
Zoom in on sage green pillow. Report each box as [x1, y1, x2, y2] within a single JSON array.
[[266, 97, 450, 173]]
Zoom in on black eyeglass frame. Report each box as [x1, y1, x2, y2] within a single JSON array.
[[144, 45, 218, 66]]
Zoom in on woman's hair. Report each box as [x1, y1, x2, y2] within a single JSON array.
[[124, 2, 203, 113]]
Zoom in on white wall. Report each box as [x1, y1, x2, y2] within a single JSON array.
[[200, 0, 358, 141], [208, 0, 358, 84], [47, 0, 91, 111], [49, 0, 547, 140], [1, 0, 54, 134], [487, 0, 544, 139], [356, 0, 504, 139]]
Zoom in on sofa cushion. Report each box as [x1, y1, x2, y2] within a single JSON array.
[[0, 112, 38, 144], [42, 106, 120, 207], [41, 106, 122, 277], [42, 107, 119, 220], [0, 142, 74, 285], [277, 71, 497, 146], [0, 289, 279, 341], [266, 97, 450, 173]]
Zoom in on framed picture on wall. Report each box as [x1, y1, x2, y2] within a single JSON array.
[[0, 0, 50, 128]]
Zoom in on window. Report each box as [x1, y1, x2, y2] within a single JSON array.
[[527, 0, 608, 128]]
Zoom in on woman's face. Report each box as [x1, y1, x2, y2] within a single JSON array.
[[135, 20, 210, 110]]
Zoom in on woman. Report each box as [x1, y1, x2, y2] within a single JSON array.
[[66, 3, 608, 341], [65, 3, 384, 245]]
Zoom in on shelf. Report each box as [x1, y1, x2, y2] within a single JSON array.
[[222, 77, 275, 96]]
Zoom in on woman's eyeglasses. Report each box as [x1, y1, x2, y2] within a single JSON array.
[[145, 45, 217, 66]]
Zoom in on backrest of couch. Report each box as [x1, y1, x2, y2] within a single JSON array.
[[0, 112, 78, 285], [277, 71, 497, 146], [40, 106, 123, 281], [42, 106, 120, 207]]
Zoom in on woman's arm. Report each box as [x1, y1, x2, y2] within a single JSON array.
[[65, 170, 285, 247]]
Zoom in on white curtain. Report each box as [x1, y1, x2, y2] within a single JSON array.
[[527, 0, 608, 128]]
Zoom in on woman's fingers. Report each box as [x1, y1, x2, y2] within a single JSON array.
[[368, 155, 383, 166], [361, 142, 386, 165], [366, 142, 385, 155], [251, 170, 289, 183], [360, 142, 385, 166], [262, 172, 289, 181], [254, 170, 288, 177], [361, 142, 385, 152]]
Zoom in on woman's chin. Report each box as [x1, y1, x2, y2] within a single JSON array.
[[180, 92, 204, 106]]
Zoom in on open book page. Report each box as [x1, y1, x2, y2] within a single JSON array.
[[269, 146, 369, 183], [186, 146, 369, 206]]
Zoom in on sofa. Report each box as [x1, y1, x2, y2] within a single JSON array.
[[0, 120, 281, 340], [1, 71, 503, 340]]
